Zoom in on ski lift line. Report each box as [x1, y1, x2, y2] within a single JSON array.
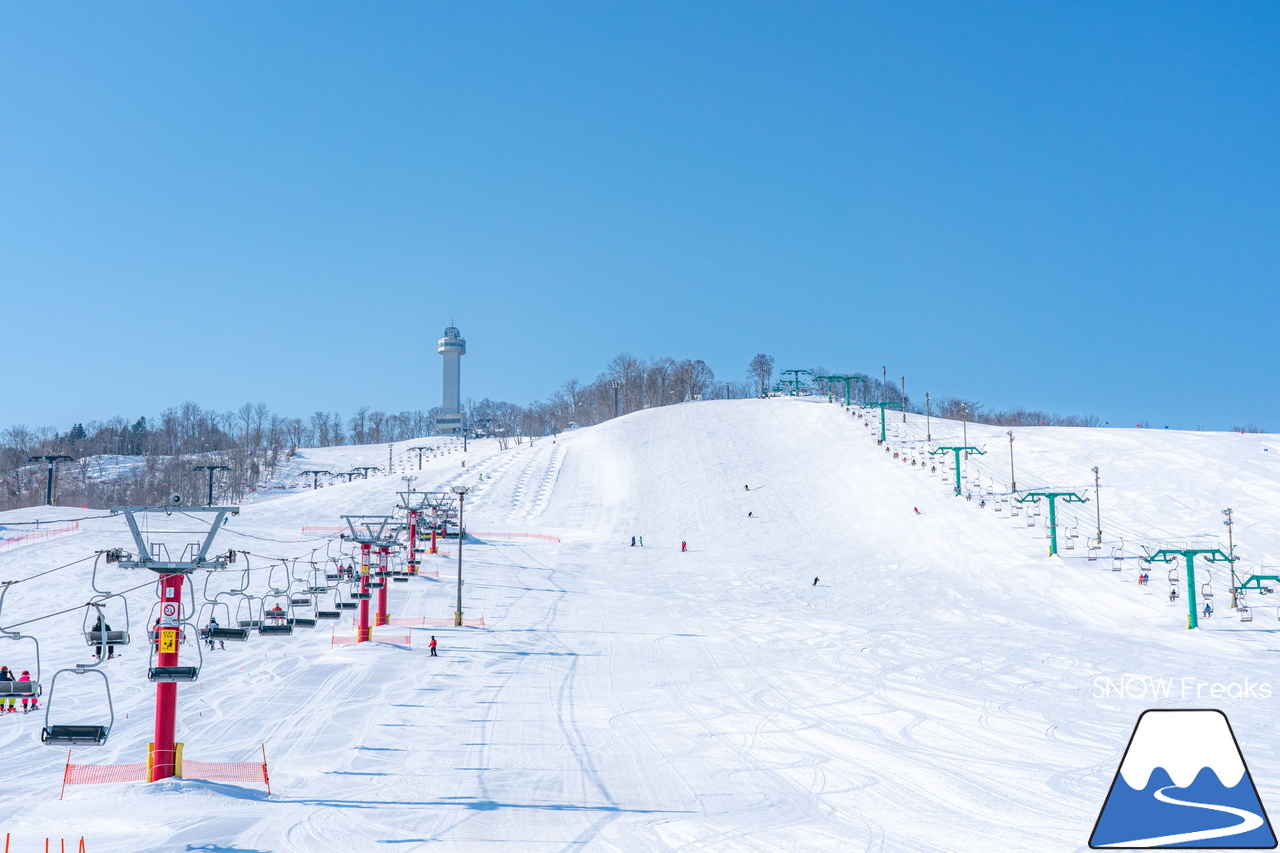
[[0, 513, 117, 527], [0, 553, 97, 586], [1, 578, 155, 632]]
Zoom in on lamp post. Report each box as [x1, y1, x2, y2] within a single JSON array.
[[925, 392, 931, 442], [1092, 466, 1102, 545], [901, 375, 906, 422], [452, 485, 469, 626], [611, 379, 622, 418], [1007, 431, 1016, 493]]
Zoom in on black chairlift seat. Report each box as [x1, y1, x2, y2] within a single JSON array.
[[393, 577, 409, 583], [351, 592, 372, 600], [148, 666, 199, 683], [87, 630, 130, 645], [42, 724, 109, 746], [316, 610, 341, 620], [238, 620, 263, 629], [308, 585, 330, 594], [374, 571, 392, 578], [203, 626, 250, 642], [291, 597, 312, 606], [325, 573, 342, 581], [259, 623, 294, 636], [292, 617, 317, 629], [368, 581, 385, 589], [0, 682, 39, 699], [336, 602, 358, 610]]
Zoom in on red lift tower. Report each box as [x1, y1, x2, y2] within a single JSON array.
[[112, 501, 238, 782], [341, 516, 400, 641]]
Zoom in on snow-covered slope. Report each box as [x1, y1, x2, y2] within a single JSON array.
[[0, 398, 1277, 851]]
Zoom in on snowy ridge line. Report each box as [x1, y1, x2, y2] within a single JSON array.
[[0, 522, 80, 550]]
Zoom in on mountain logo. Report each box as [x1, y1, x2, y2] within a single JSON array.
[[1090, 709, 1276, 849]]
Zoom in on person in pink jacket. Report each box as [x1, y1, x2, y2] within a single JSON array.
[[17, 670, 35, 713]]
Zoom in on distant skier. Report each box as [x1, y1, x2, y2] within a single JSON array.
[[631, 536, 636, 547], [913, 507, 921, 515], [681, 541, 687, 552], [747, 512, 753, 518], [744, 485, 749, 491], [639, 536, 643, 547], [429, 636, 438, 656], [812, 577, 818, 586]]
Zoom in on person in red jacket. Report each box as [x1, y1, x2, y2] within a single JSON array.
[[681, 541, 687, 552], [429, 636, 438, 656]]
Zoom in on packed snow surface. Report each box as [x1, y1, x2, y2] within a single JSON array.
[[0, 398, 1278, 851]]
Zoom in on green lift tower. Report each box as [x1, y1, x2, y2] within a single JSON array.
[[1016, 490, 1088, 557]]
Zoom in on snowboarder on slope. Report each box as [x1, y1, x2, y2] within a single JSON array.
[[813, 577, 818, 586], [631, 536, 636, 547], [429, 636, 438, 656]]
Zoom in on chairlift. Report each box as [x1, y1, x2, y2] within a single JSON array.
[[1011, 504, 1020, 517], [1026, 513, 1035, 527], [1087, 545, 1099, 562], [84, 555, 131, 654], [1239, 605, 1253, 623], [201, 595, 249, 642], [236, 593, 263, 629], [334, 588, 358, 611], [1032, 504, 1042, 517], [259, 593, 294, 636], [40, 648, 113, 742], [1111, 548, 1124, 571], [147, 620, 201, 683]]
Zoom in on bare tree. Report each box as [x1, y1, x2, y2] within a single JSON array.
[[748, 353, 775, 396]]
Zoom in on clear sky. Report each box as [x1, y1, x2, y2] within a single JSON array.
[[2, 2, 1277, 431]]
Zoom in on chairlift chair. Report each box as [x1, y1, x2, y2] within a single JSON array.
[[41, 656, 113, 746], [147, 622, 201, 683], [1087, 545, 1099, 562], [258, 594, 294, 636], [84, 601, 130, 654], [235, 594, 263, 629], [202, 596, 249, 642], [1111, 548, 1124, 571], [1026, 514, 1035, 527], [1239, 605, 1252, 623]]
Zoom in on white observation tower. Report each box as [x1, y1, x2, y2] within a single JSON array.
[[435, 324, 466, 434]]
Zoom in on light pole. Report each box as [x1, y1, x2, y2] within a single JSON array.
[[961, 404, 969, 448], [901, 375, 906, 422], [611, 379, 622, 418], [1007, 431, 1016, 493], [452, 485, 469, 626], [1224, 508, 1237, 608], [925, 392, 931, 442], [1092, 466, 1102, 545]]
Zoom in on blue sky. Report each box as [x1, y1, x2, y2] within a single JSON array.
[[2, 2, 1277, 431]]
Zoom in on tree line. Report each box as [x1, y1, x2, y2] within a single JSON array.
[[0, 350, 1124, 511]]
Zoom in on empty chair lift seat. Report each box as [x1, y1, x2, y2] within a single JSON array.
[[42, 724, 108, 745], [148, 666, 199, 682]]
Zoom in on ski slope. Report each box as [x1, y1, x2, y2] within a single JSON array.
[[0, 397, 1278, 851]]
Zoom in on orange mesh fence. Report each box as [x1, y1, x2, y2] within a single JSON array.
[[183, 760, 270, 791], [409, 616, 486, 627], [470, 531, 561, 543], [63, 761, 146, 787], [330, 631, 412, 646], [0, 523, 81, 550]]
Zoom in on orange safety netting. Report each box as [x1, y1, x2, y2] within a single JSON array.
[[0, 522, 81, 550], [469, 531, 561, 543], [330, 632, 412, 646], [408, 616, 485, 627], [183, 760, 270, 791], [63, 761, 146, 786]]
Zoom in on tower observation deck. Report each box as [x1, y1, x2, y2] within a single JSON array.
[[435, 325, 466, 435]]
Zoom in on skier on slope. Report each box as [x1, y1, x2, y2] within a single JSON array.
[[913, 507, 921, 515], [813, 577, 818, 586], [631, 536, 636, 547], [681, 541, 687, 552], [429, 636, 438, 656]]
